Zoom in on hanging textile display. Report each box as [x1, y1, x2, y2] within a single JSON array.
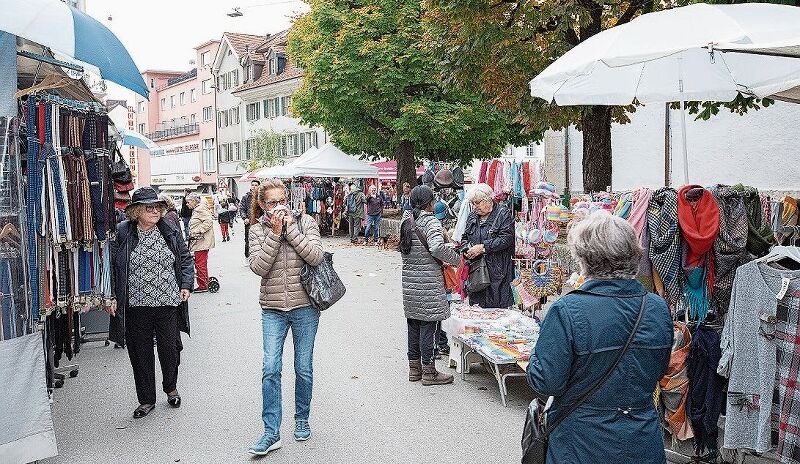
[[732, 184, 774, 258], [709, 185, 748, 319], [660, 322, 694, 441], [647, 187, 683, 311]]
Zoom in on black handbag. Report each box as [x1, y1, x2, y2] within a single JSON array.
[[521, 294, 646, 464], [467, 256, 491, 293], [111, 147, 132, 184], [297, 217, 346, 310]]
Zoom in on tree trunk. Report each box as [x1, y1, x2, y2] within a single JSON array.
[[581, 106, 613, 192], [395, 140, 417, 189]]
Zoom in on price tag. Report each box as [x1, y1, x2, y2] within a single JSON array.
[[776, 277, 791, 300]]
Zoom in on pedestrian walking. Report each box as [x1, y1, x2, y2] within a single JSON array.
[[241, 180, 260, 263], [400, 185, 460, 386], [218, 199, 232, 242], [345, 183, 366, 244], [179, 189, 193, 241], [526, 212, 673, 464], [364, 184, 383, 246], [399, 182, 412, 212], [462, 183, 515, 308], [246, 179, 325, 456], [107, 187, 194, 419], [160, 194, 181, 231], [186, 193, 215, 293]]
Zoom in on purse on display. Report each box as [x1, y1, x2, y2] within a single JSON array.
[[521, 295, 647, 464], [521, 260, 563, 299], [111, 148, 133, 184]]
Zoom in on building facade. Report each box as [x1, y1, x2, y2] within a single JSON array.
[[134, 40, 220, 196], [106, 100, 139, 184], [212, 32, 266, 198]]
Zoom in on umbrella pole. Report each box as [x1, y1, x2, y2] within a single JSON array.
[[678, 57, 689, 185]]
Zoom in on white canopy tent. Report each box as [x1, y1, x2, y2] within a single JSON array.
[[242, 143, 378, 180]]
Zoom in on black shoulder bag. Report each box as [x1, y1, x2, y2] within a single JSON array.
[[466, 212, 502, 294], [521, 294, 646, 464], [296, 215, 346, 311]]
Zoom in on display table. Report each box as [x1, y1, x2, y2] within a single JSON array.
[[442, 305, 539, 406]]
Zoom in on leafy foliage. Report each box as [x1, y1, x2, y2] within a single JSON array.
[[287, 0, 524, 176], [241, 129, 283, 172]]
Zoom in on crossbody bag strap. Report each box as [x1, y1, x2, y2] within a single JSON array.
[[544, 294, 647, 435], [410, 216, 443, 266]]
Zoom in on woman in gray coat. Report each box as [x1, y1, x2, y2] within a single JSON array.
[[399, 186, 460, 385]]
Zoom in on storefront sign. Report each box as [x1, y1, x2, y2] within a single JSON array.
[[151, 174, 201, 186]]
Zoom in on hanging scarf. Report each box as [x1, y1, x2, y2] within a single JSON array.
[[660, 322, 695, 441], [502, 160, 512, 193], [486, 160, 498, 191], [687, 324, 725, 455], [647, 187, 682, 310], [677, 185, 719, 323], [478, 161, 488, 184], [630, 188, 654, 290], [710, 185, 748, 319], [522, 161, 531, 196], [731, 184, 773, 257], [615, 192, 633, 219], [782, 196, 798, 225]]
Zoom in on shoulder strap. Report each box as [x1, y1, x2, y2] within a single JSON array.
[[410, 216, 443, 266], [544, 294, 647, 435]]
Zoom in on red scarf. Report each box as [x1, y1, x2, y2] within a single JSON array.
[[677, 185, 720, 292]]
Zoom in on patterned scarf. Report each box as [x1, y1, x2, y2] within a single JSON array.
[[630, 188, 654, 291], [677, 185, 719, 323], [660, 322, 695, 441], [731, 184, 773, 257], [648, 187, 682, 310], [710, 185, 748, 319]]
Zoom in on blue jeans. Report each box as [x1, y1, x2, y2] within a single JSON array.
[[365, 214, 381, 243], [261, 307, 320, 438]]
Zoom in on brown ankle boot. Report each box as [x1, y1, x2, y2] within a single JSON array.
[[421, 363, 453, 386], [409, 359, 422, 382]]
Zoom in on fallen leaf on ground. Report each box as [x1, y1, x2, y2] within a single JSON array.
[[478, 386, 488, 391], [351, 375, 359, 379]]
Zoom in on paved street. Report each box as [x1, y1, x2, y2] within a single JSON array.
[[44, 224, 534, 463]]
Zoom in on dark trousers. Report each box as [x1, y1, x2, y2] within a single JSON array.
[[349, 216, 362, 242], [181, 217, 190, 241], [244, 223, 251, 257], [126, 306, 180, 405], [407, 318, 437, 365], [436, 323, 448, 349]]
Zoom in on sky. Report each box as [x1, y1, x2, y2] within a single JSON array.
[[88, 0, 307, 101]]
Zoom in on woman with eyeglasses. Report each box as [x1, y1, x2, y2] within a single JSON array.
[[462, 183, 515, 308], [185, 192, 215, 292], [246, 179, 324, 456], [107, 187, 194, 419]]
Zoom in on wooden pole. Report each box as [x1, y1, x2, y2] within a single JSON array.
[[664, 103, 671, 187]]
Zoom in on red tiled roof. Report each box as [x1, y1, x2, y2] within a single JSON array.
[[233, 29, 302, 93], [255, 29, 289, 54], [224, 32, 266, 60]]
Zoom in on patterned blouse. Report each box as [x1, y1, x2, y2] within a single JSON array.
[[128, 227, 182, 308]]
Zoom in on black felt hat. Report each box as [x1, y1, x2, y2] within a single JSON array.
[[126, 186, 165, 210]]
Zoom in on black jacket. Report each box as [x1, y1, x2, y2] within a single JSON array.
[[180, 196, 192, 218], [463, 204, 515, 308], [108, 219, 195, 346], [240, 192, 253, 220]]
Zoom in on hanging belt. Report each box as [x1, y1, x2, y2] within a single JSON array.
[[26, 97, 42, 320]]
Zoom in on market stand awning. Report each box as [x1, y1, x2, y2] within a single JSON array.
[[370, 161, 425, 182], [0, 0, 148, 97], [290, 143, 378, 178]]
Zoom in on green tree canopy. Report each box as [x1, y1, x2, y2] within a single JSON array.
[[288, 0, 524, 187]]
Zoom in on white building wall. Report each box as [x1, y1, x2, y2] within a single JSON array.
[[215, 42, 246, 179], [546, 100, 800, 192]]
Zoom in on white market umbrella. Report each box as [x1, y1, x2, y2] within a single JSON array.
[[529, 3, 800, 184]]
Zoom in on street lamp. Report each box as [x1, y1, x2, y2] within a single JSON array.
[[227, 7, 243, 17]]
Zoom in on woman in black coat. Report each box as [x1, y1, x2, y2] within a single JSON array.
[[463, 183, 515, 308], [107, 187, 194, 419]]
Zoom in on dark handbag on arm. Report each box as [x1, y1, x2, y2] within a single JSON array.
[[296, 216, 346, 311], [465, 212, 502, 294], [111, 147, 133, 184], [521, 294, 647, 464]]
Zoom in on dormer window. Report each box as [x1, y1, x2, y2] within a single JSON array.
[[277, 53, 286, 75], [267, 49, 277, 76]]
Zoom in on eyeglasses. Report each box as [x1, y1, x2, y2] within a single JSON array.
[[471, 198, 490, 207], [144, 205, 162, 213], [265, 198, 288, 208]]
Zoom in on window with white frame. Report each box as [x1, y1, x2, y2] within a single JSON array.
[[190, 114, 196, 124], [201, 51, 210, 66], [202, 79, 212, 94], [217, 111, 223, 128], [190, 88, 197, 102], [526, 142, 537, 157], [233, 142, 241, 161], [286, 95, 293, 117], [170, 96, 175, 108], [202, 138, 215, 171], [280, 96, 288, 116], [246, 102, 261, 121], [138, 101, 145, 113], [203, 106, 212, 122], [233, 70, 239, 87], [160, 98, 165, 110], [138, 123, 145, 134], [218, 143, 227, 162], [180, 92, 185, 105], [232, 107, 240, 125]]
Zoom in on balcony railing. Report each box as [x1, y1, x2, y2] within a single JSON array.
[[146, 123, 199, 141]]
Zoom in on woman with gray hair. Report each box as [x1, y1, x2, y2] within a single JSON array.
[[462, 183, 515, 308], [526, 212, 673, 463]]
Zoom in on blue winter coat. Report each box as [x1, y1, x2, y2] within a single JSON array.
[[527, 279, 673, 464]]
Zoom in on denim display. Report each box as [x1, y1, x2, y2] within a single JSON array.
[[261, 307, 320, 438]]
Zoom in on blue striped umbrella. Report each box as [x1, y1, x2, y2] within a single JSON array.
[[0, 0, 148, 97], [118, 128, 160, 151]]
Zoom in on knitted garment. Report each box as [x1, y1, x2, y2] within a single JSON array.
[[677, 185, 720, 322], [631, 188, 655, 291], [648, 188, 682, 310], [709, 185, 748, 319], [660, 322, 694, 441], [687, 324, 725, 455], [731, 184, 773, 257]]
